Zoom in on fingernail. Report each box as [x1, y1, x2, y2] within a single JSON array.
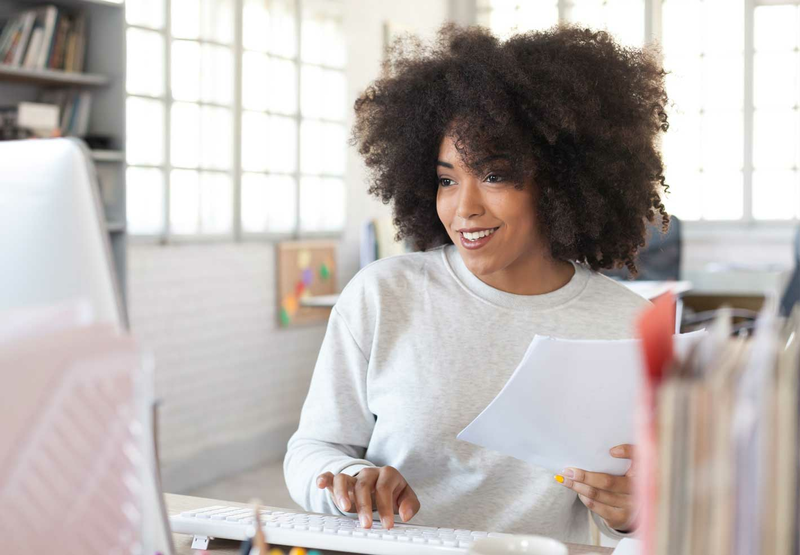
[[554, 474, 565, 484], [338, 496, 348, 509], [400, 508, 409, 522], [359, 514, 370, 528], [381, 517, 389, 528], [562, 468, 574, 479], [611, 446, 624, 456]]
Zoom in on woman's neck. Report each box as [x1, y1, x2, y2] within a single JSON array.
[[475, 250, 575, 296]]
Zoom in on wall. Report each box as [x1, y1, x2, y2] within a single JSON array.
[[128, 0, 450, 493]]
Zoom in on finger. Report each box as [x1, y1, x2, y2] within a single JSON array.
[[610, 444, 636, 459], [354, 469, 379, 528], [560, 468, 632, 495], [568, 480, 632, 509], [317, 472, 335, 491], [375, 468, 401, 529], [333, 473, 354, 512], [396, 485, 421, 522], [577, 495, 630, 530], [610, 444, 638, 475]]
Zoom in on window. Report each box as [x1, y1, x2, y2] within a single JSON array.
[[478, 0, 800, 224], [125, 0, 347, 239]]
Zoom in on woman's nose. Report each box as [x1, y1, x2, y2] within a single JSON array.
[[455, 180, 485, 220]]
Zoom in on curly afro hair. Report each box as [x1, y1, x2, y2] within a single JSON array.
[[351, 23, 670, 274]]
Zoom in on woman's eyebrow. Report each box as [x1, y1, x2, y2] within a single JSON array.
[[437, 161, 454, 169]]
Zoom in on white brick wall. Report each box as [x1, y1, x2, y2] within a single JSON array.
[[128, 243, 327, 492]]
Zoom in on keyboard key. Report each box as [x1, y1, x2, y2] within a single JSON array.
[[309, 526, 322, 532], [398, 536, 411, 542], [337, 530, 352, 536], [412, 537, 427, 543], [471, 531, 489, 537], [438, 528, 455, 534], [428, 539, 443, 545], [443, 539, 459, 547], [459, 540, 474, 548], [352, 530, 367, 537]]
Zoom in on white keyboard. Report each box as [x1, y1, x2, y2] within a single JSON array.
[[170, 505, 514, 555]]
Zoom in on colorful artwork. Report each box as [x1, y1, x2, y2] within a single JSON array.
[[277, 241, 337, 327]]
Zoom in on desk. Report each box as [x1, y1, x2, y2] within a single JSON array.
[[166, 494, 612, 555]]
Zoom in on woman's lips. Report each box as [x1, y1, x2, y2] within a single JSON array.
[[458, 227, 498, 250]]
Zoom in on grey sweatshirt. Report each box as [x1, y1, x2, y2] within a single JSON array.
[[284, 244, 649, 544]]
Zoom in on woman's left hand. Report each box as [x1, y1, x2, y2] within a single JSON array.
[[554, 444, 638, 532]]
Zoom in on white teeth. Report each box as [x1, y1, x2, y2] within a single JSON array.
[[462, 228, 497, 241]]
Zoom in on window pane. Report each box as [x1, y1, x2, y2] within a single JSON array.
[[662, 0, 702, 56], [322, 70, 346, 121], [170, 169, 200, 234], [243, 51, 269, 111], [300, 119, 323, 174], [263, 0, 297, 58], [754, 110, 798, 170], [127, 28, 164, 97], [200, 0, 234, 44], [701, 111, 743, 171], [266, 115, 297, 173], [701, 171, 743, 220], [662, 114, 702, 174], [242, 173, 297, 233], [302, 0, 345, 67], [703, 55, 742, 110], [127, 97, 165, 165], [241, 111, 269, 172], [754, 5, 797, 53], [300, 176, 345, 231], [704, 0, 743, 54], [269, 58, 298, 114], [663, 170, 702, 221], [664, 57, 702, 115], [243, 0, 269, 52], [200, 172, 233, 233], [322, 122, 346, 175], [172, 0, 200, 39], [753, 170, 798, 220], [126, 0, 164, 29], [486, 3, 557, 38], [172, 40, 201, 102], [202, 44, 234, 105], [171, 102, 200, 168], [201, 106, 233, 170], [301, 65, 323, 118], [603, 0, 644, 47], [754, 52, 798, 110], [127, 167, 165, 234]]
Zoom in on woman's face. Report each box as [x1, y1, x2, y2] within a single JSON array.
[[436, 134, 545, 278]]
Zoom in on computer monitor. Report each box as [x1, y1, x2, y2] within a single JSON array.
[[0, 138, 124, 327]]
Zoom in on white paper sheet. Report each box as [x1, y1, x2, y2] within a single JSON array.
[[612, 538, 641, 555], [457, 332, 705, 475]]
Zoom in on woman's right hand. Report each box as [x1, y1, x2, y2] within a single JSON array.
[[316, 466, 421, 530]]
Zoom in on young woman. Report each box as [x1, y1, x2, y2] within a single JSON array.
[[284, 23, 669, 545]]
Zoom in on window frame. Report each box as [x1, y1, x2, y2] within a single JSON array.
[[125, 0, 347, 244], [476, 0, 800, 239]]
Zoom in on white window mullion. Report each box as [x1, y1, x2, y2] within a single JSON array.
[[744, 0, 756, 222], [294, 0, 303, 239], [233, 0, 244, 241], [163, 0, 172, 242]]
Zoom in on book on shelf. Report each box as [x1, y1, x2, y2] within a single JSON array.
[[0, 5, 86, 72], [39, 89, 92, 137]]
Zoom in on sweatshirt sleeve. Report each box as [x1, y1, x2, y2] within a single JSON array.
[[590, 510, 636, 541], [283, 306, 377, 514]]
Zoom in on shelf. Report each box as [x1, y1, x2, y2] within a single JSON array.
[[91, 149, 124, 162], [0, 64, 110, 87]]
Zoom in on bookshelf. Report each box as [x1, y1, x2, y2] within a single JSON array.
[[0, 0, 127, 315]]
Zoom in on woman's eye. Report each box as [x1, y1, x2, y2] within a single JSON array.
[[486, 173, 504, 183], [438, 177, 454, 187]]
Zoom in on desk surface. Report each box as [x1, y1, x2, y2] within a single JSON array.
[[165, 494, 612, 555]]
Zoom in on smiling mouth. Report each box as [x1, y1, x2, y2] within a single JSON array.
[[460, 228, 498, 241]]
